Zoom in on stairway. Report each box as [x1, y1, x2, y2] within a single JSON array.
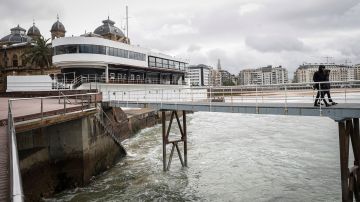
[[95, 112, 127, 155]]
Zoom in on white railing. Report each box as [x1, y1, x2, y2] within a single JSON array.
[[7, 101, 24, 202], [106, 80, 360, 111], [69, 74, 187, 89]]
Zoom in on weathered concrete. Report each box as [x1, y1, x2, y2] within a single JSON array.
[[17, 113, 124, 201], [14, 105, 168, 201]]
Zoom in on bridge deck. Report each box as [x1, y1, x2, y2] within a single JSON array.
[[109, 101, 360, 121]]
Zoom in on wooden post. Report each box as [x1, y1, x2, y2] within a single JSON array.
[[339, 120, 350, 201], [183, 110, 187, 167], [162, 111, 166, 172], [351, 118, 360, 166]]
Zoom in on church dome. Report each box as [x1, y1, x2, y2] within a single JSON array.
[[27, 22, 41, 37], [0, 25, 32, 44], [94, 17, 124, 37], [51, 16, 66, 33]]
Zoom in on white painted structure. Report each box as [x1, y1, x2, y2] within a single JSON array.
[[52, 36, 187, 84], [6, 75, 53, 92]]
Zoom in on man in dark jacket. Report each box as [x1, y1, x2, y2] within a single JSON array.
[[313, 65, 329, 107]]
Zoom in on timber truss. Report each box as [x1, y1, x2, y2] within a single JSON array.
[[161, 110, 188, 171]]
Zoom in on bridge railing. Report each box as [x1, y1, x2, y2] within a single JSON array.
[[105, 80, 360, 108], [8, 92, 101, 121]]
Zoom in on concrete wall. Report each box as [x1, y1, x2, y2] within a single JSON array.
[[16, 105, 166, 201], [17, 113, 124, 201]]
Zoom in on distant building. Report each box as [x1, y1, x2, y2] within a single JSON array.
[[187, 64, 211, 86], [239, 65, 288, 85], [293, 63, 355, 83], [355, 64, 360, 80], [0, 18, 61, 92]]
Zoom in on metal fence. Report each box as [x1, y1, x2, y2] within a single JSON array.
[[105, 80, 360, 109]]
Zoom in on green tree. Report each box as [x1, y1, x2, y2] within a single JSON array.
[[23, 36, 52, 74], [222, 80, 235, 86]]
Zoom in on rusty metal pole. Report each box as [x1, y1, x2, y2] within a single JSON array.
[[183, 110, 187, 167], [339, 120, 350, 201], [162, 111, 167, 172]]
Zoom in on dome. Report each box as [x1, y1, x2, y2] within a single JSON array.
[[27, 22, 41, 37], [0, 25, 32, 44], [50, 16, 66, 33], [94, 17, 124, 37]]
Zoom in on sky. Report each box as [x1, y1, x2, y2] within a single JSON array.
[[1, 0, 360, 77]]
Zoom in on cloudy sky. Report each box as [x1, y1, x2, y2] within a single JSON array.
[[1, 0, 360, 77]]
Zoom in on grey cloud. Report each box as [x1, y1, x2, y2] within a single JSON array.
[[245, 35, 308, 52], [187, 44, 202, 52]]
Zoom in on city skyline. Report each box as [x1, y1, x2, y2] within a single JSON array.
[[1, 0, 360, 75]]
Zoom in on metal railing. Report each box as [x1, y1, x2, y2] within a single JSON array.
[[95, 104, 126, 153], [69, 74, 187, 89], [7, 101, 24, 202], [106, 80, 360, 115], [6, 92, 101, 201]]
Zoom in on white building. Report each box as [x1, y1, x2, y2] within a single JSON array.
[[293, 63, 355, 83], [239, 65, 288, 85], [52, 18, 187, 85], [187, 64, 211, 86]]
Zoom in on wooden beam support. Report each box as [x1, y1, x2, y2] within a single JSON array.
[[339, 120, 350, 202]]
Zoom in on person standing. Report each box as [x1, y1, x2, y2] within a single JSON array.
[[322, 69, 337, 105], [313, 65, 329, 107]]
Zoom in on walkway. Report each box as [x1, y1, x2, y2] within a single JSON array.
[[109, 101, 360, 121]]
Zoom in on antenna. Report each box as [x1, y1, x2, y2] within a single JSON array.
[[126, 5, 129, 39], [344, 58, 352, 66], [323, 56, 333, 64]]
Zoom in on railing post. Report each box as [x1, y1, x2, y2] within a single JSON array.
[[209, 86, 212, 112], [231, 87, 233, 104], [284, 85, 288, 114], [345, 87, 347, 103], [63, 95, 66, 114], [41, 98, 43, 120], [319, 83, 322, 116], [255, 85, 258, 113]]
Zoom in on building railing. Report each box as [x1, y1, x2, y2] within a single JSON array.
[[106, 80, 360, 115], [70, 74, 187, 89]]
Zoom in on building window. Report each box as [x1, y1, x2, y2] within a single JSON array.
[[130, 74, 135, 80], [156, 58, 163, 68], [12, 55, 18, 67], [163, 59, 169, 68], [149, 56, 156, 67]]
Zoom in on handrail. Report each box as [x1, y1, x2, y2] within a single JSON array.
[[8, 101, 24, 202], [106, 81, 360, 115]]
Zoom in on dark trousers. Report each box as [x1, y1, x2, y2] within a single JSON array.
[[315, 90, 328, 105], [324, 90, 333, 103]]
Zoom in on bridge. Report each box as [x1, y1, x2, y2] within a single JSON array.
[[2, 80, 360, 201], [105, 81, 360, 202]]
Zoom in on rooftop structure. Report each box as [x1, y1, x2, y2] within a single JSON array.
[[0, 25, 32, 45]]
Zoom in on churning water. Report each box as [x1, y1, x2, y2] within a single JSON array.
[[49, 112, 342, 201]]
